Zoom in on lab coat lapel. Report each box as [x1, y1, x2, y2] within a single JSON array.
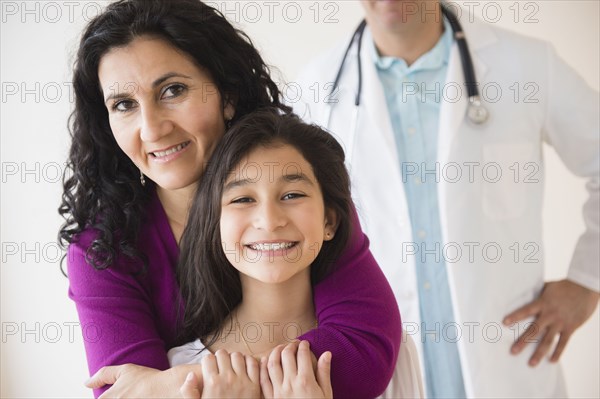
[[358, 28, 400, 170]]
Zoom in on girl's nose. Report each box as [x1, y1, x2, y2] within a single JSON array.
[[254, 201, 288, 231]]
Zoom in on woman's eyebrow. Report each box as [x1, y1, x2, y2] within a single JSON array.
[[103, 72, 192, 104]]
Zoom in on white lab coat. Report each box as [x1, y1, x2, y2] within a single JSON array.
[[294, 16, 599, 398]]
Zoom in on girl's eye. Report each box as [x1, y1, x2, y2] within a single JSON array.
[[282, 192, 305, 201], [231, 197, 254, 204], [112, 99, 136, 113], [161, 84, 186, 99]]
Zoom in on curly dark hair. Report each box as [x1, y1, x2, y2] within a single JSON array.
[[58, 0, 292, 270], [176, 109, 352, 347]]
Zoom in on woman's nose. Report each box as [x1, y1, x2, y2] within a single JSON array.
[[254, 201, 288, 231], [139, 106, 174, 142]]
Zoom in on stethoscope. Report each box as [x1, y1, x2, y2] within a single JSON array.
[[325, 4, 489, 138]]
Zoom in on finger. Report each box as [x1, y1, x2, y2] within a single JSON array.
[[260, 357, 274, 399], [230, 351, 247, 376], [180, 372, 201, 399], [267, 344, 285, 385], [201, 353, 219, 378], [503, 300, 542, 325], [317, 352, 333, 398], [550, 331, 573, 363], [511, 319, 546, 354], [281, 342, 299, 378], [296, 341, 316, 379], [246, 355, 260, 384], [529, 327, 560, 367], [215, 349, 232, 374], [85, 365, 120, 388]]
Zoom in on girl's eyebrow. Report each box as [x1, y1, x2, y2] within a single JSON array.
[[223, 173, 314, 193], [282, 173, 314, 185]]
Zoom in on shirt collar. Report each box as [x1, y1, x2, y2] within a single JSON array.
[[371, 17, 453, 74]]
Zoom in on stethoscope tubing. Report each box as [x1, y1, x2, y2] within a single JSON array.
[[328, 4, 489, 126]]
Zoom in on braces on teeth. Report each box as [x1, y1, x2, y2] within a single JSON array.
[[250, 242, 295, 251]]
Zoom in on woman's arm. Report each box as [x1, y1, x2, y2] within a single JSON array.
[[67, 237, 177, 397], [300, 206, 402, 398]]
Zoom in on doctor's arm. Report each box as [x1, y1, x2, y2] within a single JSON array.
[[503, 43, 600, 366]]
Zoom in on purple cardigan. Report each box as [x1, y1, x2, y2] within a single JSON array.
[[67, 191, 401, 398]]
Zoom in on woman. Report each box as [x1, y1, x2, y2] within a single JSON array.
[[59, 0, 400, 397]]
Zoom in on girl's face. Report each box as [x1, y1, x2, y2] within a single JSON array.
[[98, 36, 234, 192], [220, 144, 337, 285]]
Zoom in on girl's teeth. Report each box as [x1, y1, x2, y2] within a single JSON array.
[[250, 242, 294, 251]]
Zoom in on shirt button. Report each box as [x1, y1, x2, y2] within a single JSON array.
[[408, 127, 416, 135], [414, 177, 422, 185], [424, 281, 431, 290], [418, 230, 427, 239]]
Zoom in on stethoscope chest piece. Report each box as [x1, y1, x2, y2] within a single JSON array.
[[467, 96, 489, 125]]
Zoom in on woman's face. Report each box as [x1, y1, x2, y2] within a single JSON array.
[[219, 144, 337, 286], [98, 36, 234, 191]]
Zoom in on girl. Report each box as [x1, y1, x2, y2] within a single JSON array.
[[170, 109, 423, 399], [60, 0, 401, 397]]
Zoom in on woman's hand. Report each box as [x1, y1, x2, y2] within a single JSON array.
[[86, 363, 202, 398], [260, 341, 332, 399], [198, 349, 260, 399]]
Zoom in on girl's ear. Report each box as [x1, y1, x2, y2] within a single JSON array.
[[323, 208, 339, 241]]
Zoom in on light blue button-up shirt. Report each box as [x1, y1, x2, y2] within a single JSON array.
[[370, 20, 467, 399]]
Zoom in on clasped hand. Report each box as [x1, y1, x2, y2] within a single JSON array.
[[180, 340, 332, 399]]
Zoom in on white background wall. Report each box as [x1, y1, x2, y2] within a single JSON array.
[[1, 1, 598, 397]]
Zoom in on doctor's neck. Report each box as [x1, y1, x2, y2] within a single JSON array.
[[367, 3, 444, 66]]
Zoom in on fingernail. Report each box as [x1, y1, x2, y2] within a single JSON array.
[[185, 372, 194, 382], [325, 351, 332, 362], [503, 317, 511, 325]]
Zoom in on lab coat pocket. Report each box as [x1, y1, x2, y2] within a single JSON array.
[[482, 143, 539, 220]]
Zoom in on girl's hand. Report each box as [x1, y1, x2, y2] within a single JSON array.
[[180, 372, 201, 399], [200, 349, 260, 399], [260, 341, 332, 399]]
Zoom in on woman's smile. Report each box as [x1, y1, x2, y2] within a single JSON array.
[[149, 141, 191, 163]]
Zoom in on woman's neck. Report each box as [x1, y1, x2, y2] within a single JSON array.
[[212, 269, 316, 358], [156, 184, 197, 243]]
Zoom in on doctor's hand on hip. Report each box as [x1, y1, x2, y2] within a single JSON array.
[[503, 279, 599, 367]]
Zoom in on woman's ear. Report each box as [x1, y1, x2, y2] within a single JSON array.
[[323, 208, 339, 241], [224, 97, 236, 122]]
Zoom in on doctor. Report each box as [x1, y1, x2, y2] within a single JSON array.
[[295, 1, 599, 397]]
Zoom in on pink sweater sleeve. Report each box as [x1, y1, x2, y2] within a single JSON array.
[[301, 207, 402, 398]]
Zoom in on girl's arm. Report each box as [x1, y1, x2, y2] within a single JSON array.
[[300, 206, 402, 398]]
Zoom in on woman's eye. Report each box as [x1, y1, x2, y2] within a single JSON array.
[[282, 193, 305, 200], [112, 100, 136, 112], [161, 84, 186, 99]]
